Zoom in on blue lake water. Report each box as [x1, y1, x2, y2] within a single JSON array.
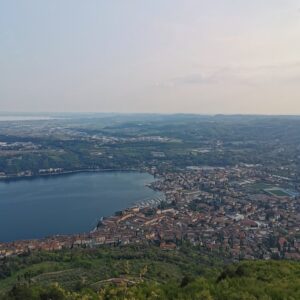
[[0, 172, 161, 242]]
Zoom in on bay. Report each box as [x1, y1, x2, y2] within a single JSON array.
[[0, 172, 161, 242]]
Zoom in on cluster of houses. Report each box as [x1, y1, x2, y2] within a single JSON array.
[[1, 165, 299, 260]]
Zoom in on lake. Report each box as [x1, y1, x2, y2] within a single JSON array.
[[0, 172, 162, 242]]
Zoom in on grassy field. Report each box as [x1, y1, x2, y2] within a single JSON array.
[[264, 188, 291, 197], [244, 182, 293, 198]]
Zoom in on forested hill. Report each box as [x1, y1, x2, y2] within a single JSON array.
[[0, 245, 299, 299]]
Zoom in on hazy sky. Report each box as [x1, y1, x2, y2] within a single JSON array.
[[1, 0, 300, 114]]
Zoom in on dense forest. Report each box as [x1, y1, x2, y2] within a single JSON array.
[[0, 245, 299, 299]]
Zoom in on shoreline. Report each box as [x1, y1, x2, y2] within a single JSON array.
[[0, 169, 163, 244], [0, 168, 143, 182]]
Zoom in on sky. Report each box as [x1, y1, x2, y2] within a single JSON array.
[[1, 0, 300, 114]]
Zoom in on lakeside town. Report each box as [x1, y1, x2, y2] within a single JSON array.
[[1, 164, 299, 261], [2, 0, 300, 296]]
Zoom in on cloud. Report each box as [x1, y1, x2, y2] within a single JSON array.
[[156, 62, 300, 88]]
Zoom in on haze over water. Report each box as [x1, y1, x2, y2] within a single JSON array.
[[0, 172, 162, 242]]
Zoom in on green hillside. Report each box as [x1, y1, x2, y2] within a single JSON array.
[[0, 245, 299, 299]]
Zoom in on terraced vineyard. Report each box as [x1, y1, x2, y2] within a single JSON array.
[[0, 245, 300, 299]]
